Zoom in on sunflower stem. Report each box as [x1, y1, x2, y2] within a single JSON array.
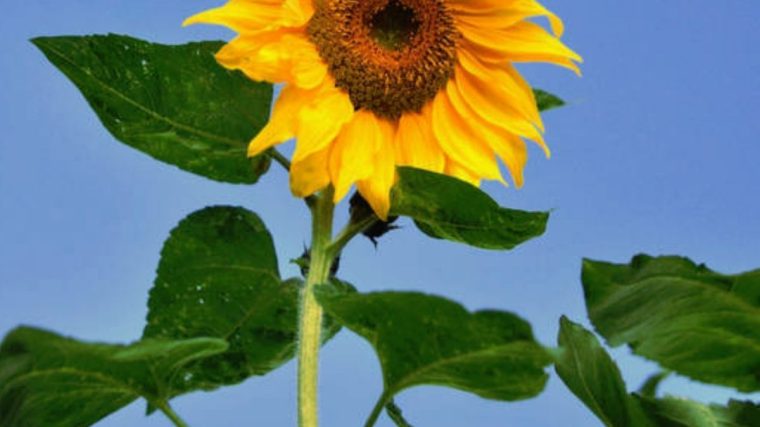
[[298, 186, 335, 427]]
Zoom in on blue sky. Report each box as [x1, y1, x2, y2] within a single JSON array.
[[1, 1, 759, 426]]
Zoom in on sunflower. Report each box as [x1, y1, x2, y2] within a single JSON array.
[[186, 0, 581, 219]]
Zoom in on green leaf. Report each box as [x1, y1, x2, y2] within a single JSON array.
[[0, 327, 226, 427], [638, 371, 671, 398], [636, 397, 760, 427], [555, 318, 760, 427], [390, 167, 549, 250], [555, 317, 652, 427], [316, 289, 551, 424], [143, 206, 343, 396], [721, 401, 760, 427], [533, 89, 566, 112], [582, 255, 760, 392], [32, 34, 273, 184]]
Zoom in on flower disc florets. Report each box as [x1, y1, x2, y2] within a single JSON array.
[[308, 0, 459, 119]]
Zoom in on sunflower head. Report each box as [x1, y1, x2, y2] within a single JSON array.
[[186, 0, 581, 219], [307, 0, 459, 120]]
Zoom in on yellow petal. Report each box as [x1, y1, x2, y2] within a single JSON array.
[[329, 111, 395, 203], [356, 133, 397, 220], [216, 30, 328, 89], [445, 73, 529, 187], [185, 0, 312, 31], [247, 83, 305, 157], [458, 21, 582, 74], [492, 132, 528, 188], [394, 110, 445, 173], [453, 63, 548, 156], [249, 77, 353, 160], [292, 79, 355, 163], [290, 147, 331, 197], [444, 158, 482, 187], [448, 0, 564, 37], [457, 48, 543, 131], [184, 0, 283, 32], [430, 86, 503, 181], [282, 0, 315, 27]]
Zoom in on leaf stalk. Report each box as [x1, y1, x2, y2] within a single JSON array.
[[364, 392, 391, 427], [157, 401, 190, 427]]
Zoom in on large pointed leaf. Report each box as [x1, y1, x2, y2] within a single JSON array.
[[143, 206, 343, 395], [390, 167, 549, 250], [555, 318, 760, 427], [582, 255, 760, 392], [555, 317, 652, 427], [316, 289, 551, 424], [32, 34, 273, 184], [0, 327, 226, 427]]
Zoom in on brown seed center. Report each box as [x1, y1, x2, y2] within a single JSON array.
[[369, 0, 420, 51], [307, 0, 459, 120]]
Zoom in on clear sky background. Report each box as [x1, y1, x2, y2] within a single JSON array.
[[2, 1, 759, 426]]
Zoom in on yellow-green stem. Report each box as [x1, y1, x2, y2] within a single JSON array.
[[298, 187, 335, 427]]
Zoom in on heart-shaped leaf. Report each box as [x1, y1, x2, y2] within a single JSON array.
[[390, 167, 549, 250], [32, 34, 273, 184], [582, 255, 760, 392], [143, 206, 343, 396], [0, 327, 226, 427], [316, 289, 551, 425]]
